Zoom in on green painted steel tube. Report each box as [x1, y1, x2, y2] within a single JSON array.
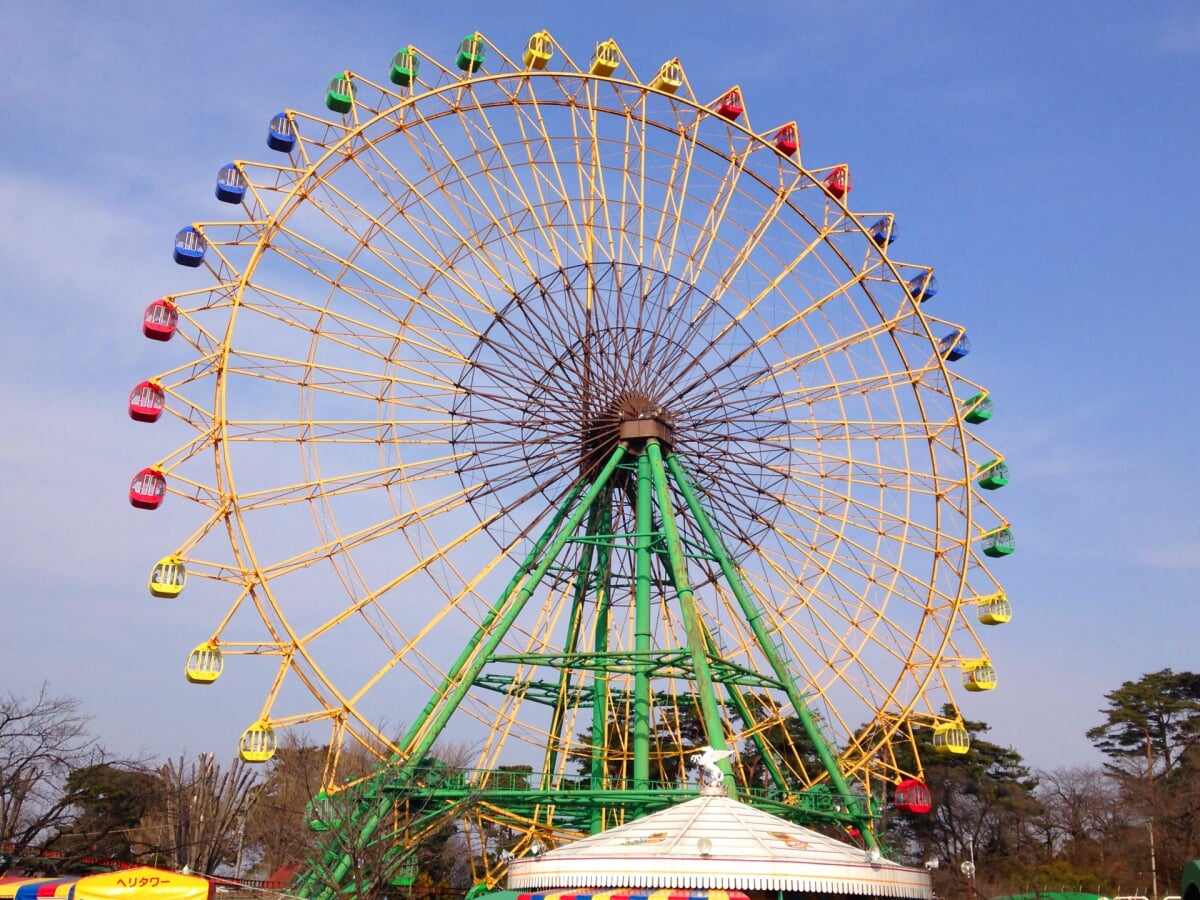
[[590, 499, 614, 833], [311, 447, 630, 895], [405, 443, 630, 774], [398, 478, 588, 759], [645, 439, 735, 792], [543, 500, 603, 790], [664, 452, 876, 848], [633, 451, 653, 787]]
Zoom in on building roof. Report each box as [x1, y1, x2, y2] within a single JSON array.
[[505, 788, 931, 898]]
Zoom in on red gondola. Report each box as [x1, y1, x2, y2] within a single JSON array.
[[894, 778, 932, 814], [824, 165, 851, 199], [128, 380, 165, 423], [143, 298, 178, 342], [129, 467, 166, 510], [772, 123, 800, 157], [716, 88, 743, 121]]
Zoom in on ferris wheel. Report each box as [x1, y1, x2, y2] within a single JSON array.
[[129, 28, 1013, 873]]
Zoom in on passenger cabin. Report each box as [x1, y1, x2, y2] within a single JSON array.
[[938, 331, 970, 361], [977, 592, 1012, 625], [128, 380, 165, 423], [130, 468, 166, 510], [962, 660, 997, 692], [173, 227, 206, 267], [650, 59, 683, 94], [215, 163, 247, 204], [239, 722, 277, 762], [148, 556, 186, 598], [267, 112, 296, 153], [590, 39, 620, 76], [981, 527, 1015, 558], [962, 391, 993, 424], [933, 722, 970, 755], [868, 217, 895, 246], [390, 47, 420, 86], [823, 166, 851, 199], [893, 779, 932, 814], [143, 298, 178, 341], [772, 123, 800, 157], [457, 34, 486, 72], [185, 643, 223, 684], [907, 272, 938, 302], [326, 74, 355, 113], [976, 458, 1010, 490], [715, 88, 744, 121], [523, 31, 553, 69]]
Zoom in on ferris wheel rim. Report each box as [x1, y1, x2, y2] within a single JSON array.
[[138, 32, 1011, 793]]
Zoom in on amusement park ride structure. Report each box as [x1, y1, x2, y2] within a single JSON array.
[[128, 29, 1014, 897]]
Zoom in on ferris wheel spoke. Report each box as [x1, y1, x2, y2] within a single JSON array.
[[319, 144, 527, 318], [454, 87, 579, 277]]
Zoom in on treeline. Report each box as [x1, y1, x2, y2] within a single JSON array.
[[1, 670, 1197, 898]]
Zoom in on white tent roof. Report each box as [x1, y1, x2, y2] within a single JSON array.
[[506, 789, 931, 898]]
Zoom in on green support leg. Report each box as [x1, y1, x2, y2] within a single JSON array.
[[664, 451, 876, 848], [645, 439, 735, 790]]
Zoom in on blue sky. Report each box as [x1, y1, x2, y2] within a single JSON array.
[[1, 1, 1197, 775]]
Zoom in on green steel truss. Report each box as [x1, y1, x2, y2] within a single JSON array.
[[296, 437, 877, 899]]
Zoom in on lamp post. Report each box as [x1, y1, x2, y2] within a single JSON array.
[[1144, 729, 1158, 900], [961, 839, 976, 900], [234, 785, 260, 883]]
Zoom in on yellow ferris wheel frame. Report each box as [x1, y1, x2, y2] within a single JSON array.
[[131, 29, 1013, 812]]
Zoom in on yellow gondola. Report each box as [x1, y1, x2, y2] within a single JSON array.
[[185, 642, 223, 684], [148, 556, 186, 598], [962, 660, 997, 692], [523, 31, 553, 69], [239, 721, 277, 762], [650, 58, 683, 94], [977, 591, 1012, 625], [932, 722, 970, 755], [589, 39, 620, 76]]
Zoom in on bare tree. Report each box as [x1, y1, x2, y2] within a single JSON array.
[[132, 754, 259, 876], [245, 734, 478, 896], [0, 683, 104, 853]]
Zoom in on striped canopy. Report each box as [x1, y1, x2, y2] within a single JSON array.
[[512, 892, 748, 900], [15, 879, 77, 900], [505, 792, 931, 898], [0, 880, 54, 900]]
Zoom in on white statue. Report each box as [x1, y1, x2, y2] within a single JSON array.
[[691, 745, 733, 787]]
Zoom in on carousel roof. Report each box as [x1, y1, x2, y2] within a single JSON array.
[[505, 788, 931, 898]]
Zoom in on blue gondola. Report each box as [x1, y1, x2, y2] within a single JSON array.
[[173, 227, 206, 267], [215, 164, 247, 204], [868, 217, 895, 246], [938, 330, 970, 361], [906, 272, 938, 302], [267, 112, 296, 153]]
